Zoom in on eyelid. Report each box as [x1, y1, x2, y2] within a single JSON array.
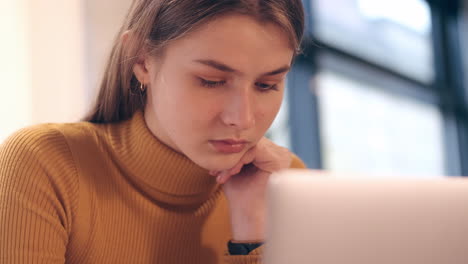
[[198, 76, 281, 91], [255, 82, 279, 92], [198, 76, 225, 82], [198, 77, 226, 83], [199, 77, 226, 88]]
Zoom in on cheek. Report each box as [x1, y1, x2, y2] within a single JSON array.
[[160, 93, 219, 134], [152, 76, 222, 130], [257, 96, 283, 125], [177, 92, 223, 124]]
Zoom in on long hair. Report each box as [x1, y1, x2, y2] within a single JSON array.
[[83, 0, 305, 123]]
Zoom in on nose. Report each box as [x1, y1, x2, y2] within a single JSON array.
[[220, 88, 256, 130]]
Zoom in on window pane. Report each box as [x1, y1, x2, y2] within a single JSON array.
[[312, 0, 434, 83], [267, 85, 292, 149], [317, 70, 445, 177]]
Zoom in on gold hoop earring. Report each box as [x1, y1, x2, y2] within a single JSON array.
[[140, 82, 146, 92]]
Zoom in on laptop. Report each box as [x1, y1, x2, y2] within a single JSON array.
[[264, 169, 468, 264]]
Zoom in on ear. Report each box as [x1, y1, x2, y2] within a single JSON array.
[[121, 30, 152, 84], [121, 30, 130, 44], [133, 55, 151, 85]]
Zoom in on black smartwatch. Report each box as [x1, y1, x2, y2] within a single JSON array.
[[227, 240, 264, 255]]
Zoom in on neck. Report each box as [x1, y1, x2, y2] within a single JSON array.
[[105, 110, 219, 205]]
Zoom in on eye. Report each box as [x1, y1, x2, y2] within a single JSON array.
[[199, 78, 226, 88], [255, 82, 279, 92]]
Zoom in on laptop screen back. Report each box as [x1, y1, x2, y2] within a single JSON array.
[[264, 169, 468, 264]]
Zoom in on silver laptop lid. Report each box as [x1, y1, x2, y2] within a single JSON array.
[[265, 169, 468, 264]]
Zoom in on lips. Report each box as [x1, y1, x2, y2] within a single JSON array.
[[209, 139, 249, 154]]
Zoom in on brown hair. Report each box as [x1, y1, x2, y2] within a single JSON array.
[[84, 0, 305, 123]]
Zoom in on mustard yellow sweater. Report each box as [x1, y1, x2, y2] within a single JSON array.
[[0, 110, 305, 264]]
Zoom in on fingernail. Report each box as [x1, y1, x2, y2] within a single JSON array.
[[216, 175, 222, 183]]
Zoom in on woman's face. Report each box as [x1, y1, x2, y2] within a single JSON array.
[[138, 14, 294, 171]]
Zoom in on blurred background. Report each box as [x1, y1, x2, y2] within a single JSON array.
[[1, 0, 467, 178]]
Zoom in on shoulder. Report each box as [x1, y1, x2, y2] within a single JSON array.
[[0, 124, 78, 179], [0, 121, 104, 179], [0, 123, 94, 238], [0, 124, 82, 210], [290, 152, 307, 169], [1, 121, 100, 158], [1, 123, 71, 163], [1, 121, 110, 169]]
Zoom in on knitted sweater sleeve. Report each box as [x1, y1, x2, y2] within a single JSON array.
[[0, 126, 78, 264], [222, 153, 307, 264], [223, 246, 264, 264]]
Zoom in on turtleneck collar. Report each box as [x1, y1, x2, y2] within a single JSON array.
[[105, 110, 220, 205]]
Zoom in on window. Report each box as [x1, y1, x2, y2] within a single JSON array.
[[312, 0, 434, 83], [268, 86, 292, 149], [274, 0, 468, 177], [317, 67, 444, 176]]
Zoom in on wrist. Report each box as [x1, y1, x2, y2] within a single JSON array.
[[229, 206, 266, 241]]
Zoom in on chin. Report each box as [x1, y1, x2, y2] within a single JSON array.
[[190, 152, 243, 171]]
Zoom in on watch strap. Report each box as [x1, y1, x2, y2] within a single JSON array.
[[227, 240, 264, 255]]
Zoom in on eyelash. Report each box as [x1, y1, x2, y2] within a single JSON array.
[[200, 79, 226, 88], [199, 78, 279, 92]]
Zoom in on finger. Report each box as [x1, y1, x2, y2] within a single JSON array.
[[209, 170, 220, 177], [228, 162, 244, 176], [239, 145, 257, 165], [251, 137, 292, 173], [224, 147, 257, 181], [218, 146, 257, 183], [216, 170, 230, 184]]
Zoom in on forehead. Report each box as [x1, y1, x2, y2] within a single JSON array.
[[162, 14, 294, 73]]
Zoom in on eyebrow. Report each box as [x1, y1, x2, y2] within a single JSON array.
[[193, 59, 290, 76]]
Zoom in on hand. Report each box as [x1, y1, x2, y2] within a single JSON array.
[[209, 137, 292, 241]]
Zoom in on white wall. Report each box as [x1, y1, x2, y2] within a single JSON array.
[[0, 0, 32, 142], [0, 0, 130, 143], [28, 0, 87, 124], [84, 0, 131, 101]]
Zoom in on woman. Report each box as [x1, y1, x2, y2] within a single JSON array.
[[0, 0, 306, 263]]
